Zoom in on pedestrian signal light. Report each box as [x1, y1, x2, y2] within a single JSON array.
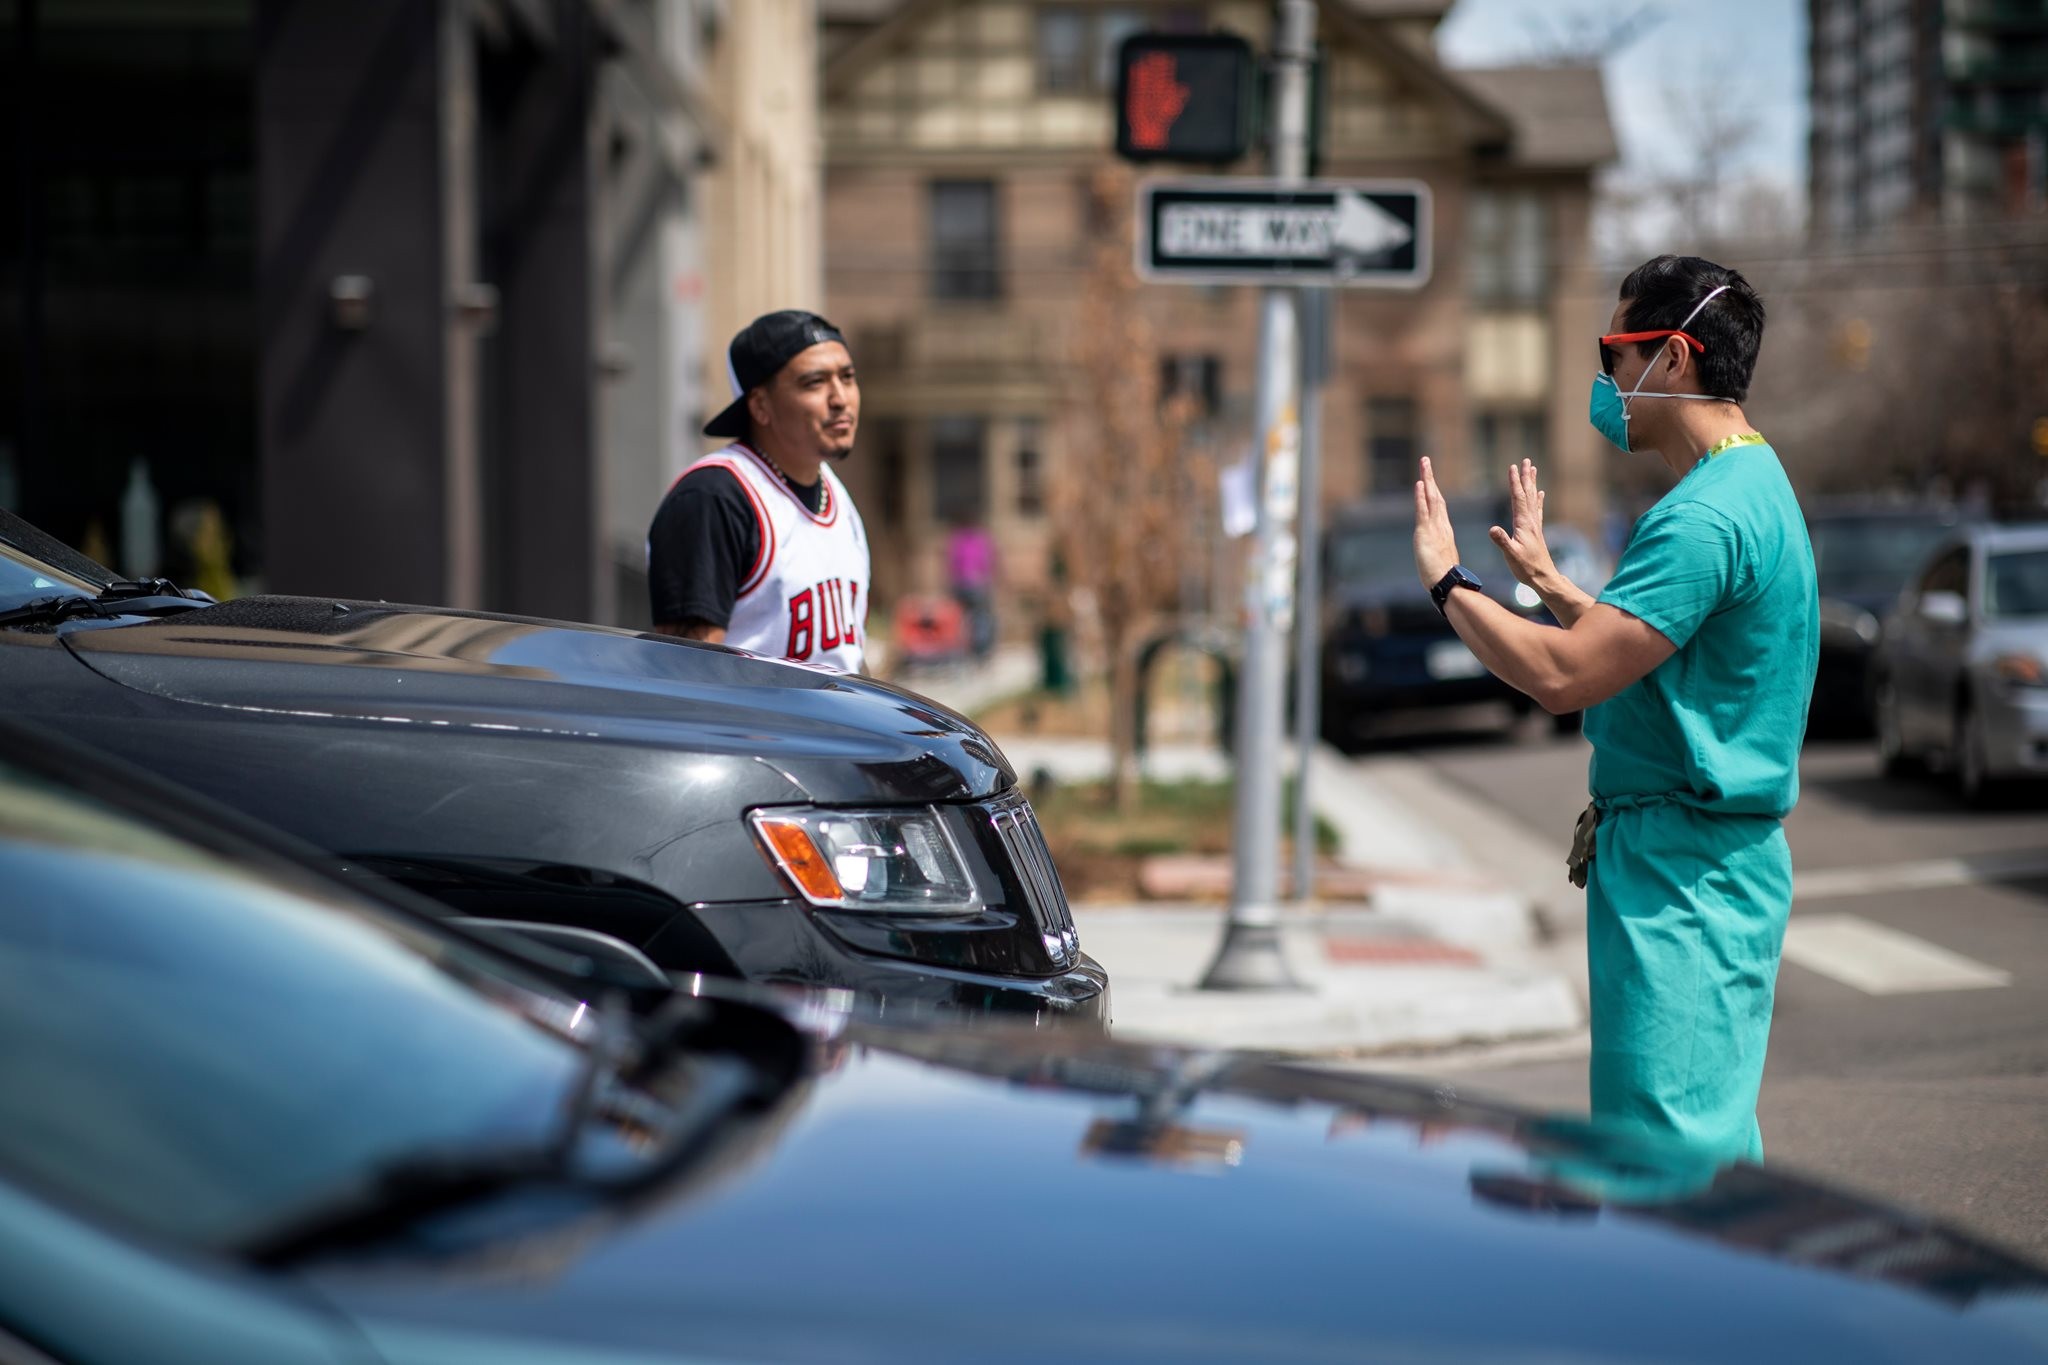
[[1114, 33, 1255, 165]]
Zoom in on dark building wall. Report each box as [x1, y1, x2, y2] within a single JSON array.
[[256, 0, 451, 602], [479, 2, 605, 623], [257, 0, 606, 619], [4, 1, 614, 620], [2, 1, 257, 580]]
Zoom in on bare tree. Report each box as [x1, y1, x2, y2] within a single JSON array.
[[1666, 74, 1767, 239], [1928, 237, 2048, 511], [1516, 4, 1664, 66], [1741, 224, 2048, 514], [1054, 163, 1207, 808]]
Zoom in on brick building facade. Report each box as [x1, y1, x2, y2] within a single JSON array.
[[816, 0, 1615, 628]]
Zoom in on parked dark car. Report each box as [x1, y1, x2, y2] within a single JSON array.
[[4, 725, 2047, 1364], [0, 507, 1104, 1023], [1872, 523, 2048, 804], [1805, 500, 1970, 735], [1319, 496, 1605, 747]]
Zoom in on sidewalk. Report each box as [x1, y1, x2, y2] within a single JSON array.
[[897, 652, 1588, 1057], [883, 644, 1038, 719], [1078, 906, 1582, 1056]]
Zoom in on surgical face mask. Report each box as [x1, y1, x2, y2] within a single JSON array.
[[1589, 284, 1732, 454]]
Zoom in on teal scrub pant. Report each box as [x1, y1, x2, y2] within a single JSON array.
[[1587, 800, 1792, 1163]]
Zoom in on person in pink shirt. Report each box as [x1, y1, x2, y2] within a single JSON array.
[[946, 522, 997, 660]]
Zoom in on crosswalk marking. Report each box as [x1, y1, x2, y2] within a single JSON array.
[[1782, 915, 2011, 995], [1795, 848, 2048, 902]]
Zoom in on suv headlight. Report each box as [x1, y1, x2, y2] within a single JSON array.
[[749, 807, 977, 912], [1993, 653, 2047, 690]]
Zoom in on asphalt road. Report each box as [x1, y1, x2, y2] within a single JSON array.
[[1374, 710, 2048, 1261]]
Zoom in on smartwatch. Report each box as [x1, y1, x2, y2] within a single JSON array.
[[1430, 565, 1484, 617]]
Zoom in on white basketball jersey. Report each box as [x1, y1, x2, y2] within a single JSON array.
[[680, 442, 870, 673]]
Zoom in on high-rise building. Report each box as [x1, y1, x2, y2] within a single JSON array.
[[1809, 0, 2048, 235]]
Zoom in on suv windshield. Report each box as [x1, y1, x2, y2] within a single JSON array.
[[1329, 526, 1418, 587], [0, 509, 112, 612], [0, 755, 588, 1249], [1985, 549, 2048, 621], [0, 540, 101, 613], [1808, 517, 1955, 598]]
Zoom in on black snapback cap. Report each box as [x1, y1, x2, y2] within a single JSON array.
[[703, 310, 849, 439]]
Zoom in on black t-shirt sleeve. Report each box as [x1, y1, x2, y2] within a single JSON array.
[[647, 467, 762, 629]]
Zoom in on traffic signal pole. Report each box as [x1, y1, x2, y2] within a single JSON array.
[[1199, 0, 1315, 991], [1291, 286, 1329, 908]]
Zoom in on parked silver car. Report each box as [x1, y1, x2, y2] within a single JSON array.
[[1872, 524, 2048, 803]]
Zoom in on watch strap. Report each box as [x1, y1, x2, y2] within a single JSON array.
[[1431, 565, 1481, 616]]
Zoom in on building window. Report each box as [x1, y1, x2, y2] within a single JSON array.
[[931, 416, 989, 525], [1160, 354, 1222, 418], [1035, 7, 1090, 92], [1467, 188, 1549, 305], [1035, 6, 1199, 94], [870, 419, 907, 526], [1093, 8, 1149, 90], [1365, 396, 1417, 495], [930, 180, 1000, 301], [1015, 420, 1047, 518], [1473, 410, 1546, 468]]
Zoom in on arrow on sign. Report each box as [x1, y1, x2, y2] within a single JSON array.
[[1330, 190, 1414, 260], [1137, 179, 1433, 287]]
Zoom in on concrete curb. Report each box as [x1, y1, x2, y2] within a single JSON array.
[[1077, 907, 1584, 1056], [1107, 970, 1585, 1056], [1330, 746, 1583, 939], [934, 714, 1586, 1056]]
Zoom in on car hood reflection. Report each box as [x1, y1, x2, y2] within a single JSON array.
[[63, 596, 1014, 798], [306, 1023, 2048, 1365]]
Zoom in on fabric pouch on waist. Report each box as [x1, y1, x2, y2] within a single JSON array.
[[1567, 803, 1598, 889]]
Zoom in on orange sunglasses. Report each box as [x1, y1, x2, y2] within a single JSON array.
[[1599, 328, 1706, 376]]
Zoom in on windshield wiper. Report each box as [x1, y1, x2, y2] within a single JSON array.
[[239, 995, 783, 1266], [241, 993, 635, 1266], [0, 577, 212, 629], [238, 1143, 576, 1266]]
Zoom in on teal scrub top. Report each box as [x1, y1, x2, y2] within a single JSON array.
[[1584, 442, 1818, 819]]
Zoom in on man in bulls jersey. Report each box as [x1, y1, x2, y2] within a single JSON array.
[[648, 310, 871, 674]]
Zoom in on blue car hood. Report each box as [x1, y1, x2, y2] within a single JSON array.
[[306, 1026, 2048, 1365]]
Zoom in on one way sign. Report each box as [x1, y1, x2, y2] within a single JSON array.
[[1137, 179, 1432, 288]]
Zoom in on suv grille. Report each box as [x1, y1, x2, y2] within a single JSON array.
[[985, 793, 1080, 970]]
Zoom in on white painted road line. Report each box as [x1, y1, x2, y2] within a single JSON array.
[[1783, 914, 2012, 995], [1795, 848, 2048, 903]]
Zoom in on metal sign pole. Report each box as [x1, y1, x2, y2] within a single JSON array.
[[1290, 285, 1329, 906], [1200, 0, 1315, 991]]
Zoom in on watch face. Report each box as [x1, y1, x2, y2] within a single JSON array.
[[1433, 566, 1481, 612]]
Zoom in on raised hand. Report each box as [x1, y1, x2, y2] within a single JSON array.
[[1488, 460, 1557, 590], [1412, 456, 1461, 589]]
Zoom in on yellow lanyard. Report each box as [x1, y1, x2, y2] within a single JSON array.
[[1702, 431, 1767, 460]]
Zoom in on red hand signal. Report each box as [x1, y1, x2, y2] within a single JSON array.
[[1126, 53, 1191, 150]]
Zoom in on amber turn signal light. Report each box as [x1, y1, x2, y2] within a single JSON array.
[[752, 816, 846, 902]]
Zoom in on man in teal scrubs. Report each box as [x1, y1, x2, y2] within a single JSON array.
[[1410, 255, 1817, 1161]]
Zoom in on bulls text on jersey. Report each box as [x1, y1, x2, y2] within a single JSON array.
[[786, 578, 861, 662], [672, 442, 871, 673]]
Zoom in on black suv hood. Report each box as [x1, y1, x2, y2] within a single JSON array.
[[64, 596, 1014, 800], [308, 1023, 2048, 1365]]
